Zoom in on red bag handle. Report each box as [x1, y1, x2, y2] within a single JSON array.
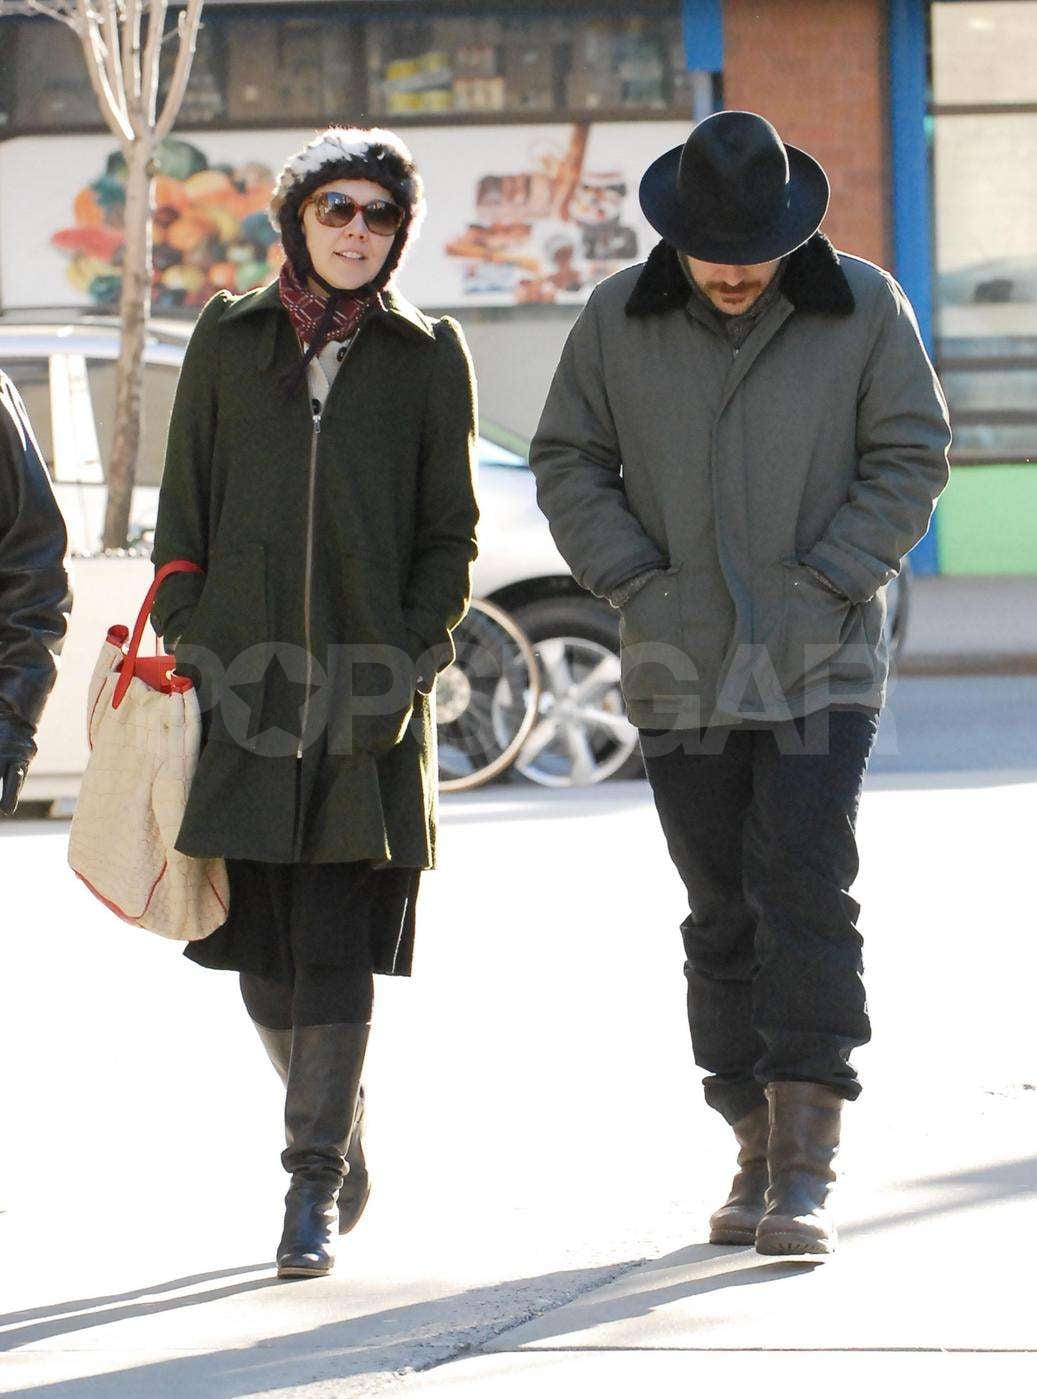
[[112, 559, 204, 709]]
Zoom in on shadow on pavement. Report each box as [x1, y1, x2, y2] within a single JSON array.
[[477, 1152, 1037, 1351], [842, 1151, 1037, 1243], [2, 1154, 1034, 1390], [478, 1244, 816, 1349], [0, 1261, 642, 1396], [0, 1267, 283, 1350]]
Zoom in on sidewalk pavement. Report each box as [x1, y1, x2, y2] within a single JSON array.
[[399, 1087, 1036, 1396], [393, 761, 1037, 1397], [2, 720, 1036, 1397], [898, 574, 1037, 675]]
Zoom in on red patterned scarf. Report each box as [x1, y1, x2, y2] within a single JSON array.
[[277, 258, 375, 355]]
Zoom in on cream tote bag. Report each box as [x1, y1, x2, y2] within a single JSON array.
[[68, 559, 230, 939]]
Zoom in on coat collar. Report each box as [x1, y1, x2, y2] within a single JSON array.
[[220, 279, 436, 369], [624, 231, 856, 319], [377, 287, 437, 341]]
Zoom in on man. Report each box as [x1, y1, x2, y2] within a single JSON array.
[[530, 112, 950, 1257], [0, 371, 72, 815]]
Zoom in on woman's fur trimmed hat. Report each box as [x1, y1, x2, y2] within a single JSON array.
[[269, 125, 427, 292]]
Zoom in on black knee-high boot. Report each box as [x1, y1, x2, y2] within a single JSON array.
[[335, 1087, 370, 1235], [241, 976, 370, 1238], [276, 1022, 369, 1278], [253, 1021, 292, 1082], [248, 1025, 369, 1236]]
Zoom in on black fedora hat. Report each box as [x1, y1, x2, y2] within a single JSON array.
[[639, 110, 830, 264]]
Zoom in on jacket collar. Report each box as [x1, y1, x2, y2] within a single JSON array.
[[625, 231, 856, 319], [220, 279, 436, 369]]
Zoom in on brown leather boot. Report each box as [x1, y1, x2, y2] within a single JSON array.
[[708, 1103, 769, 1245], [755, 1081, 843, 1257]]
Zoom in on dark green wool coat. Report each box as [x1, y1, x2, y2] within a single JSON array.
[[150, 280, 479, 870]]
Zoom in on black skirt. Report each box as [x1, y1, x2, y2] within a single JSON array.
[[184, 858, 421, 985]]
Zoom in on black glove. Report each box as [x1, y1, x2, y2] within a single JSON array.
[[0, 710, 36, 816]]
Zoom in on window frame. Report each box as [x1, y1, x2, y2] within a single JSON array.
[[929, 0, 1037, 468]]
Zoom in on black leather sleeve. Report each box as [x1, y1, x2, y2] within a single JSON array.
[[0, 373, 73, 731]]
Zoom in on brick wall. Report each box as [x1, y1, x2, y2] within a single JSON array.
[[723, 0, 891, 268]]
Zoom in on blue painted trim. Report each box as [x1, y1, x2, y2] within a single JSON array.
[[888, 0, 933, 351], [889, 0, 939, 574], [682, 0, 724, 72]]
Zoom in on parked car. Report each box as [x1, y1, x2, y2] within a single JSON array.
[[0, 315, 909, 806]]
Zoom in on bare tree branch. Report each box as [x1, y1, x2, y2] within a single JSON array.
[[122, 0, 141, 95], [139, 0, 167, 126], [8, 0, 208, 550], [72, 0, 135, 142], [99, 0, 130, 124], [0, 0, 80, 29], [122, 0, 144, 135], [153, 0, 202, 142]]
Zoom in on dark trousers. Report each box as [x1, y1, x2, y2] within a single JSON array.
[[639, 708, 879, 1126]]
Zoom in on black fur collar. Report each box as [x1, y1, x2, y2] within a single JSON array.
[[625, 232, 855, 319]]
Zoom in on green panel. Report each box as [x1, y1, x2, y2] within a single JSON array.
[[937, 465, 1037, 574]]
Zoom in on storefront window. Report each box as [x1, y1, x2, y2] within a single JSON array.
[[11, 19, 98, 130], [3, 4, 707, 136], [2, 8, 365, 135], [932, 0, 1037, 104], [365, 10, 696, 121], [3, 11, 225, 132], [932, 2, 1037, 464], [222, 12, 364, 124], [158, 19, 225, 127]]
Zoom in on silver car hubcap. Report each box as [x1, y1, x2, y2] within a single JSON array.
[[500, 636, 638, 787]]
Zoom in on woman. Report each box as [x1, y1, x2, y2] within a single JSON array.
[[150, 127, 479, 1278]]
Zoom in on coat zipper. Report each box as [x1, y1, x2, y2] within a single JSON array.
[[297, 317, 368, 760], [298, 406, 321, 760]]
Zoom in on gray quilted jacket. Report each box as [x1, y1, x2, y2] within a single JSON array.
[[530, 234, 952, 729]]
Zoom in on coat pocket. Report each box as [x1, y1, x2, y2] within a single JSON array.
[[325, 553, 417, 757], [618, 564, 693, 704], [777, 560, 863, 692], [174, 541, 270, 748]]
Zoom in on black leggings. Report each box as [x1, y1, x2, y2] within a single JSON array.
[[200, 859, 387, 1028], [239, 963, 374, 1029]]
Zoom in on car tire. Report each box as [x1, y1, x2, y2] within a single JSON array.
[[508, 596, 645, 785]]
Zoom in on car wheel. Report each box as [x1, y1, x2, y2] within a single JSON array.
[[504, 598, 644, 786]]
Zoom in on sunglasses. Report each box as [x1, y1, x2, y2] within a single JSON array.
[[302, 191, 405, 236]]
